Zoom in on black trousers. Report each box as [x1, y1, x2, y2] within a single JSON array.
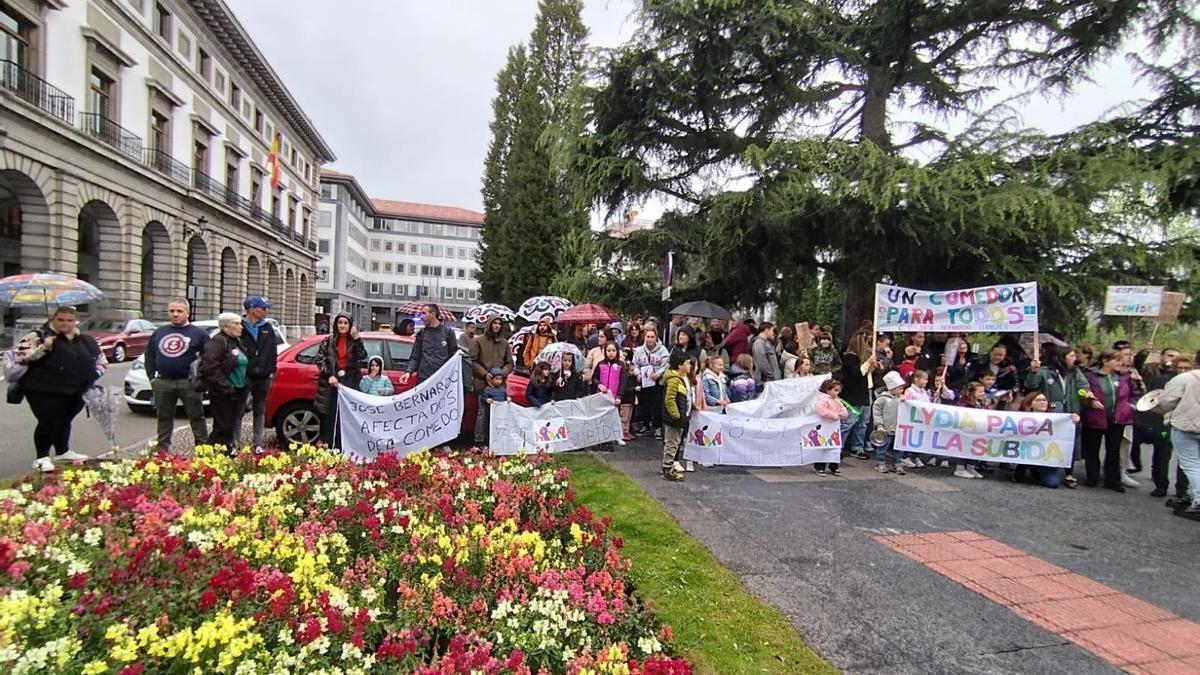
[[1081, 424, 1126, 487], [25, 391, 86, 459], [320, 389, 342, 448], [637, 385, 664, 430], [208, 387, 248, 450]]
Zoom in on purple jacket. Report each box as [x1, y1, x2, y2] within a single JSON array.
[[1081, 369, 1142, 429], [594, 360, 624, 402]]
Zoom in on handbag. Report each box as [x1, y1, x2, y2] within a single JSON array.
[[3, 349, 27, 382], [7, 380, 23, 405]]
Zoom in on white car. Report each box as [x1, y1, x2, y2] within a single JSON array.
[[123, 319, 289, 413]]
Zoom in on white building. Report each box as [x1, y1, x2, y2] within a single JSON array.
[[317, 168, 483, 328], [0, 0, 334, 337]]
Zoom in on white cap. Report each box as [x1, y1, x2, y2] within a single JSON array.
[[883, 371, 905, 391]]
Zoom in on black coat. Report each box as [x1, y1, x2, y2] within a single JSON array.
[[314, 334, 367, 414], [238, 320, 278, 380], [552, 370, 587, 401], [20, 325, 101, 396], [200, 332, 242, 396]]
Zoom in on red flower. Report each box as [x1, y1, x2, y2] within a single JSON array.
[[198, 589, 218, 611], [118, 664, 146, 675]]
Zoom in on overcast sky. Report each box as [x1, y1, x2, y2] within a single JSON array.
[[227, 0, 1154, 217]]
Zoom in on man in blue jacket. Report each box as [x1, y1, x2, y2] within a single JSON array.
[[237, 295, 279, 450], [146, 298, 209, 450]]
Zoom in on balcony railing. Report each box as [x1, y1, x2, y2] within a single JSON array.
[[145, 148, 190, 185], [0, 60, 74, 124], [192, 169, 227, 200], [80, 112, 144, 161]]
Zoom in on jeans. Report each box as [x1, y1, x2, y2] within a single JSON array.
[[475, 401, 491, 446], [209, 387, 248, 450], [1169, 429, 1200, 506], [151, 377, 207, 449], [25, 391, 86, 459], [233, 377, 271, 447], [874, 433, 899, 466], [848, 393, 874, 454], [1082, 424, 1126, 487]]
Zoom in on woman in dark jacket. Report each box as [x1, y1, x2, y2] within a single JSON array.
[[315, 312, 366, 447], [1080, 349, 1143, 491], [524, 362, 553, 407], [945, 336, 974, 392], [201, 313, 249, 452], [15, 306, 104, 473]]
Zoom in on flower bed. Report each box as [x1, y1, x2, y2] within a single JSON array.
[[0, 445, 691, 674]]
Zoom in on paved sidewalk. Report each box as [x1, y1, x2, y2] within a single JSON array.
[[598, 439, 1200, 674]]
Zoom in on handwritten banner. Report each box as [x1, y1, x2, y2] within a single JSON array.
[[336, 356, 465, 462], [1103, 286, 1164, 317], [725, 374, 830, 419], [683, 409, 842, 467], [875, 283, 1038, 332], [489, 395, 622, 455], [896, 401, 1074, 468]]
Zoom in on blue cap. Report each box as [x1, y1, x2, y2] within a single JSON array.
[[489, 367, 506, 377], [243, 295, 271, 310]]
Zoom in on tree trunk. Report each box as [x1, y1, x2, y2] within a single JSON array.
[[841, 278, 876, 348]]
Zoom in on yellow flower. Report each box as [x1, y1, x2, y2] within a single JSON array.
[[82, 660, 108, 675]]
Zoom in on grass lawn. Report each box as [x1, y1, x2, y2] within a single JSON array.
[[554, 452, 836, 675]]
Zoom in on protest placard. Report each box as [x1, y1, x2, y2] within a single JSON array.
[[337, 357, 464, 462], [683, 409, 842, 467], [489, 394, 622, 455], [1156, 291, 1186, 324], [895, 401, 1073, 468], [875, 283, 1038, 332], [1103, 286, 1164, 317]]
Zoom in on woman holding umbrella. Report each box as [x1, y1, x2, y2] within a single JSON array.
[[13, 306, 104, 472]]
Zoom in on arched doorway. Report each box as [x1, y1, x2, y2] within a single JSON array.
[[220, 247, 240, 313], [0, 169, 51, 278], [246, 255, 263, 296], [140, 222, 171, 315], [284, 268, 297, 328], [267, 261, 281, 310], [77, 200, 121, 313], [185, 235, 211, 319], [299, 272, 311, 332]]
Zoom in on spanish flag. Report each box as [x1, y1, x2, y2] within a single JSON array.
[[268, 132, 281, 191]]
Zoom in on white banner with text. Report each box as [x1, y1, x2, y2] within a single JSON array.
[[895, 400, 1074, 468], [1103, 286, 1164, 317], [683, 409, 843, 467], [875, 282, 1039, 332], [337, 356, 464, 462], [489, 394, 623, 455]]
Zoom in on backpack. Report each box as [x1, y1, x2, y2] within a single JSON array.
[[189, 349, 206, 393]]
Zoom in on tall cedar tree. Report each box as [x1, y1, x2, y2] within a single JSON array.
[[578, 0, 1198, 332], [478, 0, 590, 308]]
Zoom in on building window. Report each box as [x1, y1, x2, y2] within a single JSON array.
[[384, 241, 393, 252], [457, 268, 465, 279], [224, 154, 239, 193], [409, 244, 417, 254], [319, 210, 331, 228], [154, 3, 172, 44], [469, 289, 477, 301], [384, 262, 392, 273], [288, 195, 298, 229], [250, 168, 263, 209], [443, 287, 453, 300], [320, 183, 333, 199], [229, 82, 240, 109], [370, 261, 379, 272], [408, 264, 416, 274], [197, 48, 211, 81], [176, 31, 190, 58], [254, 108, 264, 135], [0, 5, 31, 70], [445, 247, 454, 259], [87, 68, 114, 118], [317, 267, 328, 281], [214, 70, 226, 96], [270, 187, 279, 220], [369, 283, 380, 295], [318, 239, 329, 254], [370, 240, 380, 251], [456, 288, 465, 300], [149, 109, 170, 153], [192, 135, 209, 179]]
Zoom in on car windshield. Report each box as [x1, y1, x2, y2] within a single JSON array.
[[79, 320, 126, 332]]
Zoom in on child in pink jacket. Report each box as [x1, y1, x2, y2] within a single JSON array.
[[814, 379, 849, 476]]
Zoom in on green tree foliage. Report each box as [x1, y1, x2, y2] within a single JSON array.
[[578, 0, 1199, 334], [477, 0, 590, 307]]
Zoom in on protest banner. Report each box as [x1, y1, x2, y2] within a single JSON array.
[[726, 374, 829, 418], [875, 282, 1038, 332], [683, 409, 842, 467], [1156, 291, 1186, 324], [337, 357, 464, 462], [896, 400, 1073, 468], [490, 394, 622, 455], [1103, 286, 1164, 317]]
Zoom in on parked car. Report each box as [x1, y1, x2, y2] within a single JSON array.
[[81, 317, 157, 362], [123, 318, 289, 413], [266, 332, 478, 446]]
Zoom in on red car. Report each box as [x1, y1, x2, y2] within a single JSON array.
[[266, 332, 478, 446], [82, 317, 156, 362]]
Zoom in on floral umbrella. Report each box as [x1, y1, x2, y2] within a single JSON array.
[[535, 341, 585, 372], [555, 303, 621, 325], [82, 384, 121, 452], [395, 301, 456, 323], [516, 295, 573, 323], [0, 273, 104, 308], [464, 302, 516, 324], [508, 325, 535, 361]]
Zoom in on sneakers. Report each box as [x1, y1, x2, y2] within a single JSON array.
[[968, 467, 984, 479], [661, 468, 684, 482], [33, 457, 55, 473], [853, 450, 871, 460], [616, 437, 627, 447], [954, 467, 975, 479], [894, 464, 907, 475], [672, 461, 686, 474], [938, 459, 951, 469], [876, 463, 888, 474], [829, 467, 843, 476], [912, 457, 925, 468], [901, 458, 917, 468], [622, 432, 635, 442], [815, 467, 827, 476], [654, 429, 663, 441], [55, 450, 89, 462], [1120, 473, 1140, 488], [684, 460, 695, 473]]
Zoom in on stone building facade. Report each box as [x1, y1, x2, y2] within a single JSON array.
[[0, 0, 334, 338]]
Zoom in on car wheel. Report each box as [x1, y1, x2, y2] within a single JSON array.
[[276, 403, 322, 446], [112, 344, 126, 363]]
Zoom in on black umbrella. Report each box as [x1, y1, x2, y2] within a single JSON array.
[[669, 300, 731, 320]]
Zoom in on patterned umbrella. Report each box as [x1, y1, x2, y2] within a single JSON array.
[[0, 273, 104, 308], [508, 325, 535, 360], [395, 301, 456, 323], [555, 303, 620, 325], [464, 302, 516, 324], [83, 384, 121, 452], [517, 295, 573, 322], [535, 341, 585, 372]]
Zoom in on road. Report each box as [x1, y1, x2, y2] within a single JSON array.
[[0, 362, 161, 481]]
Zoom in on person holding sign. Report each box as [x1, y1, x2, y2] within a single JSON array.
[[314, 313, 366, 448], [1010, 393, 1067, 488], [1025, 344, 1088, 488], [1081, 350, 1142, 492]]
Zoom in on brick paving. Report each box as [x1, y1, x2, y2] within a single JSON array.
[[877, 531, 1200, 674]]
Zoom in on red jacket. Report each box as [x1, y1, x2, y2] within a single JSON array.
[[725, 324, 753, 362]]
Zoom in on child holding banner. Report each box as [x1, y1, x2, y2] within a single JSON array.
[[871, 372, 906, 474], [954, 383, 987, 479], [813, 379, 849, 476], [900, 370, 932, 469]]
